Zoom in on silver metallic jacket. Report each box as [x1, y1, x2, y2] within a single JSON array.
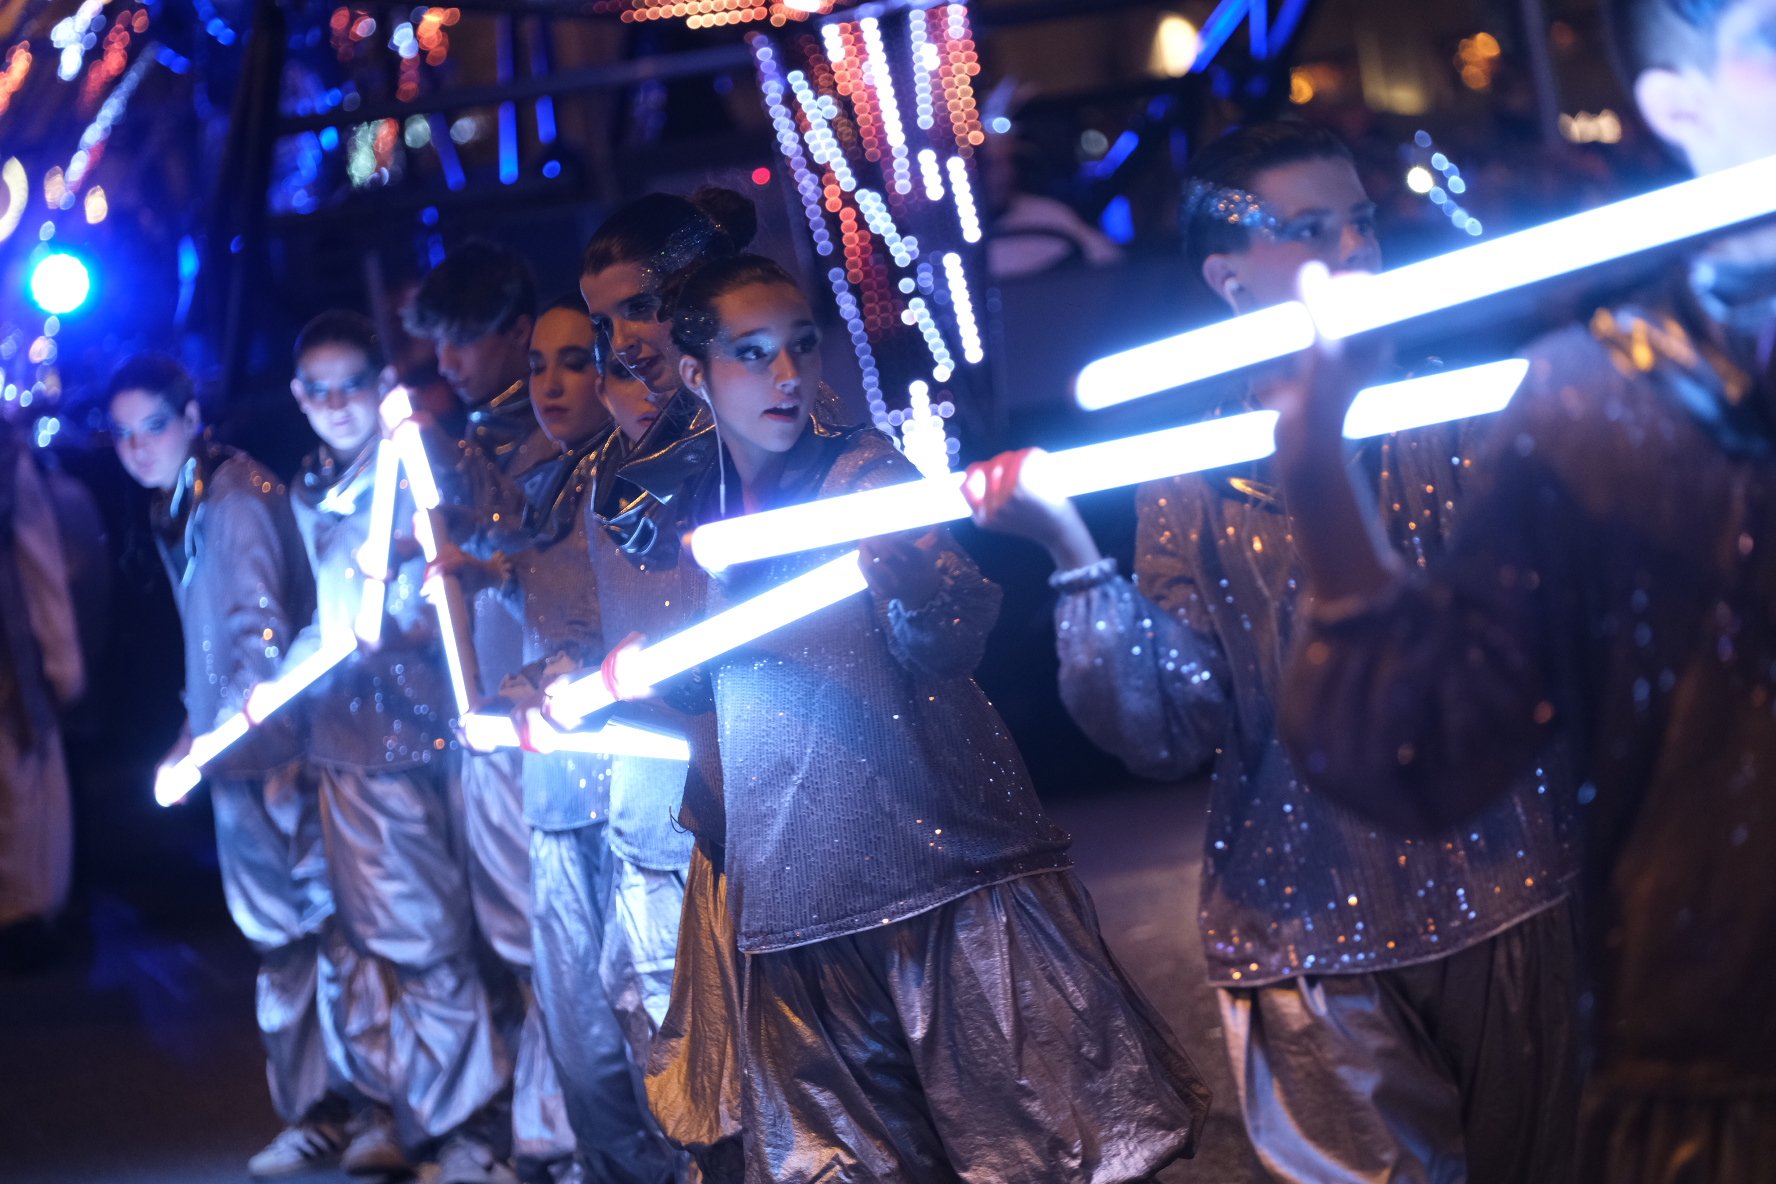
[[1057, 413, 1575, 987], [700, 427, 1072, 953], [289, 443, 453, 770], [152, 442, 314, 777]]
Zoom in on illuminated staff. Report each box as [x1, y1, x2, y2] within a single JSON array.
[[457, 711, 692, 764], [1073, 152, 1776, 411], [353, 437, 404, 646], [154, 634, 359, 807], [380, 388, 483, 716], [687, 360, 1529, 573], [546, 551, 871, 728]]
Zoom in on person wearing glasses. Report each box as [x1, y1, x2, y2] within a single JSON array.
[[284, 312, 512, 1184], [106, 353, 350, 1178]]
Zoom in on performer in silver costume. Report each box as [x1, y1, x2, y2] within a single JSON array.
[[602, 254, 1211, 1184], [408, 240, 577, 1179], [964, 124, 1582, 1184], [575, 189, 767, 1184], [285, 312, 510, 1184], [107, 354, 350, 1178], [467, 297, 686, 1184]]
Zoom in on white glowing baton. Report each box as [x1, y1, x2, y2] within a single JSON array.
[[458, 711, 693, 762], [688, 360, 1529, 572], [1075, 153, 1776, 410], [353, 439, 403, 646], [548, 550, 871, 727], [154, 634, 358, 806], [381, 389, 484, 716]]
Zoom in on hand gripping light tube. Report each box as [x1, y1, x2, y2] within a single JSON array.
[[548, 550, 872, 727], [155, 633, 359, 807], [458, 711, 693, 763], [689, 359, 1530, 572], [385, 398, 483, 716], [1075, 152, 1776, 410]]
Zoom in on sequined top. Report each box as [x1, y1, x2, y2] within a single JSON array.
[[700, 427, 1073, 953], [289, 443, 453, 771], [1282, 279, 1776, 1090], [1058, 418, 1575, 988], [152, 443, 313, 778]]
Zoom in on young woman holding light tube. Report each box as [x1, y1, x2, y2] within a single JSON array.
[[601, 253, 1211, 1184]]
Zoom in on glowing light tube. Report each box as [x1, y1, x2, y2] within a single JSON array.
[[394, 419, 482, 716], [1075, 152, 1776, 410], [353, 440, 403, 646], [458, 712, 692, 763], [691, 360, 1530, 572], [549, 550, 871, 727], [155, 634, 358, 807]]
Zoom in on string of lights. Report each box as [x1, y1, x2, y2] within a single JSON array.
[[750, 3, 986, 475]]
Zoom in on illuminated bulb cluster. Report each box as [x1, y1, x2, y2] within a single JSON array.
[[80, 8, 144, 111], [593, 0, 833, 28], [941, 252, 983, 363], [909, 16, 937, 131], [1408, 132, 1482, 237], [918, 148, 945, 201], [50, 0, 106, 82], [788, 70, 858, 193], [859, 18, 914, 195], [748, 3, 989, 468], [65, 51, 153, 191], [936, 5, 983, 149], [902, 296, 958, 381], [855, 188, 918, 267], [945, 155, 981, 242], [896, 380, 958, 476], [0, 42, 33, 120]]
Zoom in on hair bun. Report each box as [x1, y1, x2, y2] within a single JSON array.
[[690, 186, 759, 252]]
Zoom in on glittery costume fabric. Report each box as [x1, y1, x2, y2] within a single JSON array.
[[693, 426, 1208, 1180], [1280, 277, 1776, 1183], [150, 443, 336, 1122], [706, 429, 1072, 951], [448, 387, 582, 1168], [150, 443, 313, 777], [290, 443, 507, 1153], [1055, 422, 1577, 988], [488, 428, 686, 1182]]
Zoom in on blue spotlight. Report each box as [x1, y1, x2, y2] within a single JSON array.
[[29, 252, 92, 315]]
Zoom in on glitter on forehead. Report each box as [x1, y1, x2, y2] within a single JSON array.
[[1185, 179, 1281, 234]]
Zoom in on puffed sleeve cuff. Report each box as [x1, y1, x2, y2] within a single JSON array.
[[885, 547, 1003, 679]]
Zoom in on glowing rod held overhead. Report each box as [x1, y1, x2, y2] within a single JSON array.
[[687, 359, 1530, 573], [154, 634, 358, 807], [547, 550, 871, 727], [458, 712, 693, 763], [1074, 151, 1776, 411]]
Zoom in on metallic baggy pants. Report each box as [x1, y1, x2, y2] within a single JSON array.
[[316, 761, 510, 1154], [210, 764, 338, 1122], [738, 870, 1211, 1184], [530, 823, 684, 1184], [1217, 899, 1581, 1184], [460, 748, 575, 1166]]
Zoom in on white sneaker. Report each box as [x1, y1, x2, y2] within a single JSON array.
[[426, 1133, 518, 1184], [246, 1121, 346, 1178], [341, 1106, 409, 1177]]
